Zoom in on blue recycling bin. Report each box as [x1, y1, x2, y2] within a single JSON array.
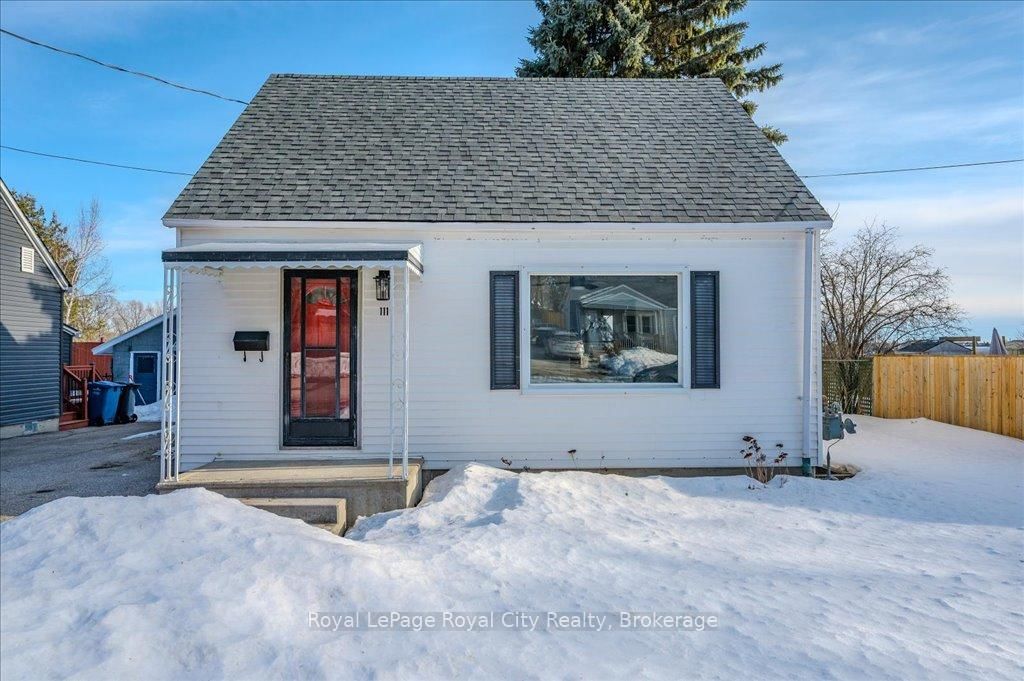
[[88, 381, 124, 426]]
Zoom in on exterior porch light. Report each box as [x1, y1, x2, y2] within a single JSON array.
[[374, 270, 391, 301]]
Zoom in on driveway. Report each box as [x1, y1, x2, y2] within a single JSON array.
[[0, 422, 161, 517]]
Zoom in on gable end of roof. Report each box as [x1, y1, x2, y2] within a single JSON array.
[[91, 315, 164, 356], [1, 178, 71, 289]]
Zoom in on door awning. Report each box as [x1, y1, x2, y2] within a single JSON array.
[[162, 242, 423, 275]]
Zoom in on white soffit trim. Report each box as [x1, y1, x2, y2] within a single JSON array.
[[162, 218, 833, 233]]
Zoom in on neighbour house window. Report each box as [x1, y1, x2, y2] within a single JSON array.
[[135, 355, 156, 374], [529, 274, 679, 385]]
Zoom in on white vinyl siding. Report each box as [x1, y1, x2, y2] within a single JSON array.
[[175, 225, 820, 470]]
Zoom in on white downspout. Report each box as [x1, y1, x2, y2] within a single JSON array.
[[802, 227, 815, 466]]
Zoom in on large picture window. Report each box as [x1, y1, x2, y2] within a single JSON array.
[[529, 274, 679, 385]]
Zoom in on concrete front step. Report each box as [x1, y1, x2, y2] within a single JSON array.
[[157, 458, 423, 527], [241, 497, 347, 535]]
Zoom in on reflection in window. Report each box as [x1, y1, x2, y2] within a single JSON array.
[[288, 276, 353, 419], [529, 275, 678, 384]]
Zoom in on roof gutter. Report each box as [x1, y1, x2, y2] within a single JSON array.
[[162, 218, 833, 232]]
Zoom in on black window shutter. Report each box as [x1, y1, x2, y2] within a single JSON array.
[[490, 271, 520, 390], [691, 271, 720, 389]]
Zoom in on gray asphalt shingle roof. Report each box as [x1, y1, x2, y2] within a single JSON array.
[[165, 75, 829, 224]]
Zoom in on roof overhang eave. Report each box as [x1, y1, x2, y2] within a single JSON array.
[[91, 315, 165, 356], [161, 242, 424, 276], [161, 217, 833, 233]]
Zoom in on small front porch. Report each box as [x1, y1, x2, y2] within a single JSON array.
[[158, 241, 422, 475], [156, 458, 424, 528], [155, 241, 424, 530]]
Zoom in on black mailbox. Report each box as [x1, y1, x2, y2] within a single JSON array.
[[233, 331, 269, 361], [233, 331, 270, 351]]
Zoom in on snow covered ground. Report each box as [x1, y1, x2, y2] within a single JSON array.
[[1, 417, 1021, 680], [133, 399, 162, 423], [600, 346, 676, 377], [120, 429, 160, 442]]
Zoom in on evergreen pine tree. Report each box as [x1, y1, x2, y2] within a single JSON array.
[[517, 0, 786, 143], [517, 0, 650, 77], [12, 191, 72, 267]]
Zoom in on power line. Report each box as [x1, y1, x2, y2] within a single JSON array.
[[0, 28, 250, 105], [3, 142, 1021, 184], [0, 145, 192, 176], [801, 158, 1023, 179]]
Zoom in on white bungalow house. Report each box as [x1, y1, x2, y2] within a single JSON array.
[[156, 76, 830, 521]]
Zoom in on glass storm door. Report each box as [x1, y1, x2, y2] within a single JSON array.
[[284, 271, 357, 446]]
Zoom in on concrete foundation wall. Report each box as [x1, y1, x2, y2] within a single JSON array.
[[0, 417, 59, 440]]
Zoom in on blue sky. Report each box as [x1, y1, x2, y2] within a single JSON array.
[[1, 0, 1021, 336]]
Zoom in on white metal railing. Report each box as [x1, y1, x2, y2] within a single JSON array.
[[160, 262, 410, 483], [402, 264, 410, 480], [160, 266, 181, 482], [387, 264, 411, 479]]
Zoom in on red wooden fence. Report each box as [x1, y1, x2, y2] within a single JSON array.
[[69, 341, 112, 378]]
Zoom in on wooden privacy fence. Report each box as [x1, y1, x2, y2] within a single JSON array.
[[69, 341, 112, 378], [873, 356, 1024, 439]]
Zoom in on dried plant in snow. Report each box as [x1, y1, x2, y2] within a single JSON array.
[[741, 436, 789, 486]]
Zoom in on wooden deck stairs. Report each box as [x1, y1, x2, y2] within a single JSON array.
[[59, 364, 98, 431]]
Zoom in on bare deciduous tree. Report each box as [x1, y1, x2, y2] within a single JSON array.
[[73, 294, 118, 341], [821, 222, 964, 359], [63, 200, 115, 333], [110, 299, 163, 336]]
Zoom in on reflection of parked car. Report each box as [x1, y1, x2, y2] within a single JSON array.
[[633, 361, 677, 383], [531, 325, 560, 347], [545, 332, 584, 359]]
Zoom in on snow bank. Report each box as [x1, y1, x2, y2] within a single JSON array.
[[2, 417, 1022, 679], [133, 399, 162, 422], [599, 347, 676, 377], [121, 430, 160, 441]]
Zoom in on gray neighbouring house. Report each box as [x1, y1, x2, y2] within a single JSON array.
[[152, 76, 832, 530], [0, 178, 71, 438], [61, 323, 80, 366], [91, 316, 164, 404], [894, 339, 973, 356]]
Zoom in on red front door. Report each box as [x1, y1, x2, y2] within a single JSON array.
[[283, 271, 357, 446]]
